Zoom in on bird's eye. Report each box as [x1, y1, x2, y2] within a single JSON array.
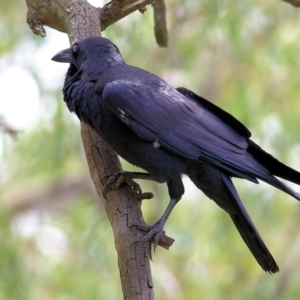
[[72, 44, 78, 53]]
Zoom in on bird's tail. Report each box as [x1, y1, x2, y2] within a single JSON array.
[[249, 139, 300, 187], [220, 173, 279, 273], [188, 163, 279, 273], [202, 141, 300, 202]]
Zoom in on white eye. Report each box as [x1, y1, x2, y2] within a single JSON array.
[[72, 44, 78, 52]]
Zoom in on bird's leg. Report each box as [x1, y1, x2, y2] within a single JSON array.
[[101, 171, 156, 200], [103, 171, 175, 250], [132, 198, 179, 249]]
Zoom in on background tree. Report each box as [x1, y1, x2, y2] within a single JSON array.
[[1, 0, 300, 299]]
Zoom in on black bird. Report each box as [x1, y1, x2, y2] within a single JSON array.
[[52, 36, 300, 273]]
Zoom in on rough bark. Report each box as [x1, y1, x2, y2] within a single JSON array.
[[25, 0, 173, 299], [81, 122, 156, 300], [101, 0, 155, 31], [25, 0, 157, 37]]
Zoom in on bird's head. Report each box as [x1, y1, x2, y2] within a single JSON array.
[[52, 36, 124, 73]]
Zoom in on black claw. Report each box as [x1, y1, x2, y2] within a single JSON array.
[[102, 173, 123, 198], [131, 222, 165, 249], [101, 171, 156, 199], [131, 223, 152, 231], [101, 171, 145, 198]]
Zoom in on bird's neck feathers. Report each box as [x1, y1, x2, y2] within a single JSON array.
[[63, 67, 98, 123], [62, 64, 83, 116], [62, 46, 125, 120]]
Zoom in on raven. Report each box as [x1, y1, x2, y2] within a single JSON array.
[[52, 36, 300, 273]]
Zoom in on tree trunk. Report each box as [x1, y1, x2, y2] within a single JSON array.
[[24, 0, 165, 299]]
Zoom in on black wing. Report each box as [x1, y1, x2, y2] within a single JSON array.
[[176, 87, 251, 138], [102, 81, 248, 156], [101, 80, 273, 182]]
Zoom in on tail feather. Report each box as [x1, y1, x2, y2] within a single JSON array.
[[221, 173, 279, 273], [188, 163, 279, 273], [229, 213, 278, 273], [249, 139, 300, 185], [257, 174, 300, 202]]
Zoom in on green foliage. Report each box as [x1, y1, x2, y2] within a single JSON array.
[[1, 1, 300, 299]]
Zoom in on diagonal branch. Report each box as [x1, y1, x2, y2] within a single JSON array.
[[101, 0, 155, 30], [25, 0, 173, 299]]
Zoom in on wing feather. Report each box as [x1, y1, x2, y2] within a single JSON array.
[[102, 80, 248, 160]]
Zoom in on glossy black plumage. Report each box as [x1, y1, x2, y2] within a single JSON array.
[[52, 36, 300, 273]]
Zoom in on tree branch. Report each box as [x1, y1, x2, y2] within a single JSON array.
[[152, 0, 168, 47], [283, 0, 300, 7], [26, 0, 156, 37], [101, 0, 155, 31], [0, 120, 20, 138], [4, 177, 94, 214], [25, 0, 173, 299]]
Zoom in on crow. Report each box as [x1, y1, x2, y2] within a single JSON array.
[[52, 36, 300, 273]]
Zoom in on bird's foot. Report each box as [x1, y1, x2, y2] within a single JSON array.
[[132, 221, 166, 250], [101, 171, 154, 200], [102, 171, 141, 195]]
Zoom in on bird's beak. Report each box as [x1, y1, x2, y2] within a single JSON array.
[[51, 48, 72, 63]]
